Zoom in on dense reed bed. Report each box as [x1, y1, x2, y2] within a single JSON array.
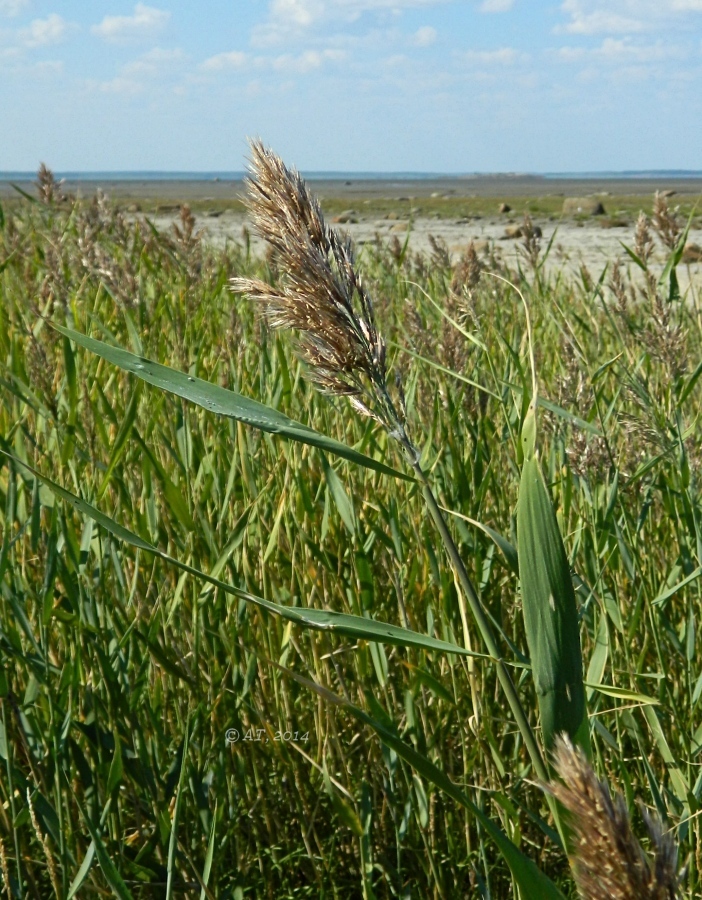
[[0, 166, 700, 897]]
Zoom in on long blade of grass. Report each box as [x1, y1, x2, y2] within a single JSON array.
[[517, 408, 589, 754], [1, 450, 492, 662], [165, 720, 190, 900], [440, 506, 519, 576], [67, 841, 96, 899], [199, 801, 217, 900], [54, 324, 411, 481], [72, 796, 134, 900]]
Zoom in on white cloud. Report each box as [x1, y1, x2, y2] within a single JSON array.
[[270, 0, 446, 22], [557, 1, 643, 34], [21, 13, 67, 48], [462, 46, 525, 64], [558, 37, 678, 63], [0, 0, 29, 16], [255, 0, 448, 42], [92, 4, 169, 42], [201, 47, 344, 75], [200, 50, 248, 71], [413, 25, 436, 45], [557, 0, 702, 34], [122, 46, 184, 76], [98, 76, 144, 94], [271, 47, 344, 71], [270, 0, 323, 26], [479, 0, 514, 12], [30, 58, 62, 74]]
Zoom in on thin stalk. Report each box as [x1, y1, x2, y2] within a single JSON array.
[[2, 703, 22, 899]]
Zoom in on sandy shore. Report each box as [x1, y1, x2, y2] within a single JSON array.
[[3, 174, 701, 289], [144, 207, 701, 291]]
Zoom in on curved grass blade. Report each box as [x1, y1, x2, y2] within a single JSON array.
[[440, 505, 519, 576], [67, 842, 96, 899], [585, 683, 659, 706], [391, 342, 499, 400], [53, 324, 411, 481], [71, 796, 134, 900], [517, 408, 589, 754], [271, 660, 567, 900], [199, 801, 217, 900], [394, 338, 600, 436], [1, 451, 492, 662], [165, 720, 189, 900]]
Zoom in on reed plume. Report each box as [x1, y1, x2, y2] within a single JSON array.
[[548, 736, 679, 900], [232, 140, 553, 793], [231, 140, 410, 443]]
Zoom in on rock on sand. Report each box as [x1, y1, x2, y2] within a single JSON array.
[[563, 197, 606, 216], [682, 242, 702, 264]]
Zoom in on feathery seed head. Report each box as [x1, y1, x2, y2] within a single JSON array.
[[231, 140, 401, 431], [548, 736, 679, 900]]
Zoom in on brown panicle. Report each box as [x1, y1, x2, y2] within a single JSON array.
[[231, 140, 391, 424], [548, 736, 679, 900]]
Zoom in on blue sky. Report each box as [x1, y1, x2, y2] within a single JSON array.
[[1, 1, 702, 172]]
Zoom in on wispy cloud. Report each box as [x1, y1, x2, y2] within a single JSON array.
[[97, 75, 145, 95], [121, 46, 184, 76], [92, 4, 170, 42], [200, 50, 248, 72], [558, 1, 643, 34], [412, 25, 437, 45], [200, 47, 344, 75], [479, 0, 514, 12], [270, 0, 448, 24], [272, 48, 345, 71], [254, 0, 450, 44], [462, 46, 525, 64], [558, 37, 679, 63], [18, 13, 68, 48], [0, 0, 29, 16], [557, 0, 702, 35]]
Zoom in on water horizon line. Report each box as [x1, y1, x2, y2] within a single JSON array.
[[2, 168, 702, 182]]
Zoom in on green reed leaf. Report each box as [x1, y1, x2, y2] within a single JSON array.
[[517, 407, 589, 754], [54, 324, 411, 481]]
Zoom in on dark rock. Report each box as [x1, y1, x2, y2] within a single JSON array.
[[563, 197, 606, 216], [682, 242, 702, 263], [332, 210, 358, 224]]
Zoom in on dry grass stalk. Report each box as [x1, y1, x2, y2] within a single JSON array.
[[634, 212, 655, 266], [652, 192, 681, 252], [36, 163, 67, 205], [548, 736, 679, 900], [520, 213, 541, 271], [231, 140, 409, 441], [26, 788, 61, 899], [0, 837, 10, 899], [451, 241, 482, 296]]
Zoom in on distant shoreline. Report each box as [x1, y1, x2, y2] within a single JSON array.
[[3, 172, 702, 201], [2, 169, 702, 181]]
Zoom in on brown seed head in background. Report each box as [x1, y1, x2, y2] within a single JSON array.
[[548, 736, 679, 900]]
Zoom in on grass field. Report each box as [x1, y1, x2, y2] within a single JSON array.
[[0, 174, 701, 898]]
